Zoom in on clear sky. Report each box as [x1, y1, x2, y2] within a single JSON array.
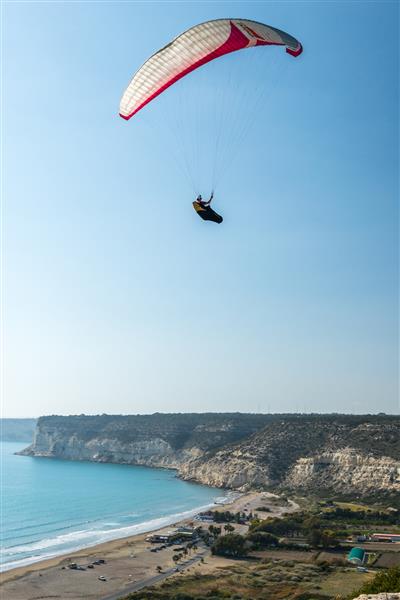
[[2, 1, 398, 418]]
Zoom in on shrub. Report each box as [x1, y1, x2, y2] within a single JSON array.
[[255, 506, 271, 512], [348, 566, 400, 597]]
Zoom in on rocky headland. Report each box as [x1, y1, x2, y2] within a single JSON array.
[[20, 413, 400, 500]]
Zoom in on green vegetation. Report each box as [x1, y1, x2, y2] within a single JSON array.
[[212, 511, 343, 553], [211, 533, 247, 558], [123, 558, 373, 600], [346, 566, 400, 598], [246, 531, 279, 549], [206, 503, 399, 557], [335, 502, 374, 512], [34, 414, 400, 461], [34, 413, 275, 450], [122, 494, 400, 600], [321, 506, 400, 527], [249, 513, 336, 546], [201, 510, 247, 524], [255, 505, 271, 512]]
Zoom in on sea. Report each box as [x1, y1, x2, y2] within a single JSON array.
[[1, 441, 229, 572]]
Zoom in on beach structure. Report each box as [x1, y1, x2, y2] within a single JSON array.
[[145, 529, 196, 544], [194, 514, 214, 523], [175, 526, 197, 539], [146, 533, 176, 543], [347, 547, 366, 565], [371, 533, 400, 543]]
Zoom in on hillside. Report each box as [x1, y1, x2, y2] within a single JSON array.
[[180, 416, 400, 499], [1, 418, 37, 442]]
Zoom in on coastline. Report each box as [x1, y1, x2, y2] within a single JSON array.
[[0, 489, 244, 580], [0, 491, 281, 600], [1, 489, 239, 576], [2, 441, 231, 578]]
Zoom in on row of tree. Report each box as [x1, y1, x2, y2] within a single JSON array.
[[200, 510, 249, 524], [210, 512, 343, 558]]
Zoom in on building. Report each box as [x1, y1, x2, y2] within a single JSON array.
[[354, 535, 367, 543], [347, 547, 366, 565], [194, 514, 214, 523], [146, 531, 181, 544], [371, 533, 400, 543], [175, 527, 197, 539]]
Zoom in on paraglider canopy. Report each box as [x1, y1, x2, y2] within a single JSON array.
[[119, 18, 302, 121]]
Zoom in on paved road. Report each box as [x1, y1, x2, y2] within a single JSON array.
[[101, 549, 209, 600]]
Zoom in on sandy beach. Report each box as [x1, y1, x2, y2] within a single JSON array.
[[0, 491, 295, 600]]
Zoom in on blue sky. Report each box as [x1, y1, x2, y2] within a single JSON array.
[[3, 1, 398, 417]]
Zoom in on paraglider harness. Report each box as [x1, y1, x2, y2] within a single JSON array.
[[193, 193, 223, 224]]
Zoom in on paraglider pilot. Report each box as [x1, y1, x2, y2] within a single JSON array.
[[193, 192, 223, 224], [196, 192, 213, 207]]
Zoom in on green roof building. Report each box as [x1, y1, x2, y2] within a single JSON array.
[[347, 547, 365, 565]]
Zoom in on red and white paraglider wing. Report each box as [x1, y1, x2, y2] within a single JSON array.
[[119, 19, 302, 121]]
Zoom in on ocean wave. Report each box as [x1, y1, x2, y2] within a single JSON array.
[[3, 511, 141, 545], [0, 500, 219, 572], [2, 519, 93, 542]]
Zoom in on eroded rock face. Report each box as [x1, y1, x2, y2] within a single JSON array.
[[179, 418, 400, 497], [180, 451, 269, 490], [285, 448, 400, 495], [24, 426, 189, 467], [179, 446, 400, 495], [18, 413, 271, 470]]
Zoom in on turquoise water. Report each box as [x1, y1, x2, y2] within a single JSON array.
[[1, 442, 225, 572]]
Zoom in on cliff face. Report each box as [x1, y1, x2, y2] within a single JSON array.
[[19, 413, 273, 469], [179, 418, 400, 498], [285, 449, 400, 495], [21, 414, 400, 499]]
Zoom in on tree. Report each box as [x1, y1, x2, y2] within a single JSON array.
[[308, 529, 322, 548], [247, 531, 279, 549], [321, 530, 339, 549], [211, 534, 246, 558], [249, 518, 262, 530], [224, 524, 235, 534], [350, 567, 400, 596], [302, 516, 321, 534]]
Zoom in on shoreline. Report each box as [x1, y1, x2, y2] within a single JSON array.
[[0, 491, 294, 600], [0, 489, 241, 582]]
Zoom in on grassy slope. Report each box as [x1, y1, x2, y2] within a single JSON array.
[[124, 558, 374, 600]]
